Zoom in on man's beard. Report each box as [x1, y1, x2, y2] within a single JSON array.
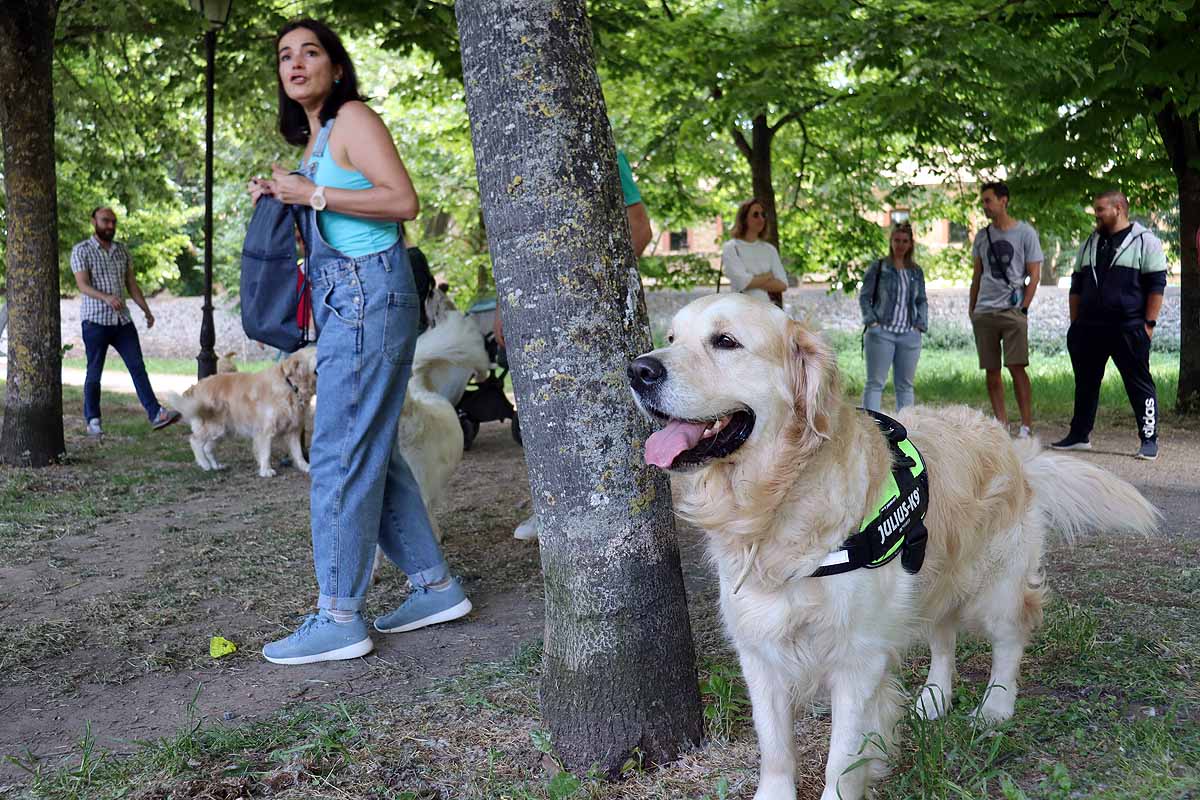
[[95, 228, 115, 242]]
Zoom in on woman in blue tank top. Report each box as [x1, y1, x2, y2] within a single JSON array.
[[250, 19, 471, 665]]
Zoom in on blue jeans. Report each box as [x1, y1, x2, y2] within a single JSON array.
[[81, 321, 162, 422], [863, 326, 922, 412], [308, 238, 449, 612]]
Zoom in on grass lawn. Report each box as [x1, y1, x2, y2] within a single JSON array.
[[1, 345, 1196, 800], [61, 357, 273, 376]]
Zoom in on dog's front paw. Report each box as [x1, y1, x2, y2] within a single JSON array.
[[297, 461, 311, 474], [970, 686, 1015, 725], [258, 467, 277, 478], [753, 775, 796, 800], [917, 684, 952, 720]]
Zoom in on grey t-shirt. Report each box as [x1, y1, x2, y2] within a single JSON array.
[[971, 221, 1044, 311]]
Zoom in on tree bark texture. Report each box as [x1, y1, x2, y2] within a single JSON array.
[[1155, 104, 1200, 413], [456, 0, 702, 776], [0, 0, 66, 466]]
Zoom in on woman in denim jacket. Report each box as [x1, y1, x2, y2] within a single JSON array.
[[858, 222, 928, 412], [249, 19, 470, 665]]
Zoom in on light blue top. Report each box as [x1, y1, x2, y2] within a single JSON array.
[[303, 120, 400, 258]]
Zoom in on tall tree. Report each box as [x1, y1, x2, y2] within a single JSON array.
[[456, 0, 702, 776], [0, 0, 65, 467]]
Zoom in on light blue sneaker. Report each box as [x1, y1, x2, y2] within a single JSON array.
[[263, 611, 374, 665], [374, 580, 472, 634]]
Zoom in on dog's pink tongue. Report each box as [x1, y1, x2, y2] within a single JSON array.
[[645, 420, 707, 468]]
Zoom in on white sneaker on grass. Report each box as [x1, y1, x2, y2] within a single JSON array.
[[86, 418, 103, 437]]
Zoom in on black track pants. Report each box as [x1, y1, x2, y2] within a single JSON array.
[[1067, 321, 1158, 442]]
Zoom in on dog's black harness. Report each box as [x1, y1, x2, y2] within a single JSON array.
[[811, 410, 929, 578]]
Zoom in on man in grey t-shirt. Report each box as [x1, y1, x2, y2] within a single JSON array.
[[969, 181, 1044, 437]]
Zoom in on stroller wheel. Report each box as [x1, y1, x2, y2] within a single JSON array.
[[459, 411, 479, 451], [511, 411, 522, 447]]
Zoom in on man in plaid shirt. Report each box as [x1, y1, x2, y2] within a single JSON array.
[[70, 207, 180, 435]]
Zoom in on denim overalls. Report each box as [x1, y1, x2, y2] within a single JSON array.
[[298, 118, 449, 612]]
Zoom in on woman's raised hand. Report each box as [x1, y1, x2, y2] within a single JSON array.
[[267, 164, 317, 206], [248, 177, 273, 205]]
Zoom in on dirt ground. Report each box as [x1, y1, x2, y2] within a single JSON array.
[[0, 404, 1197, 790]]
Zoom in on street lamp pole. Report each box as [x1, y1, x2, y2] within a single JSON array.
[[197, 25, 217, 380], [191, 0, 233, 380]]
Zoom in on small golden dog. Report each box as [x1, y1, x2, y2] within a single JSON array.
[[629, 294, 1158, 800], [169, 348, 317, 478], [216, 350, 239, 373]]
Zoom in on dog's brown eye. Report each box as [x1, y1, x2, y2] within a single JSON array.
[[711, 334, 740, 350]]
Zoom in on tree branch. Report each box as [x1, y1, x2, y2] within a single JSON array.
[[731, 126, 752, 160]]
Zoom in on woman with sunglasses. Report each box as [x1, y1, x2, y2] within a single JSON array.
[[721, 198, 788, 307], [859, 222, 928, 412]]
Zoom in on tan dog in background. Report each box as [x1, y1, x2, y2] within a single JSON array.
[[629, 294, 1158, 800], [169, 348, 317, 478]]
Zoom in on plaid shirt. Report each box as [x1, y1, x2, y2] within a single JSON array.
[[70, 236, 132, 326]]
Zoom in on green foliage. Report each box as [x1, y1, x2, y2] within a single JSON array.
[[917, 246, 973, 283], [639, 253, 722, 292], [698, 659, 751, 740]]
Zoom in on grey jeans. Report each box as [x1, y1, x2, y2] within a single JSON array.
[[863, 326, 922, 412]]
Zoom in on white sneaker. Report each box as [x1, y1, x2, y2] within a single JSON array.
[[1017, 425, 1032, 439], [86, 418, 103, 437]]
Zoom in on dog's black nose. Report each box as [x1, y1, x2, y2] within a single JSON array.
[[628, 356, 667, 390]]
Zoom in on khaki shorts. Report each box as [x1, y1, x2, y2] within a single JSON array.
[[972, 307, 1029, 370]]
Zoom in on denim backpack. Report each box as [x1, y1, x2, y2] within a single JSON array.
[[240, 196, 311, 352]]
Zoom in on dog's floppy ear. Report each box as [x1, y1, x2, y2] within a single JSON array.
[[785, 320, 839, 457]]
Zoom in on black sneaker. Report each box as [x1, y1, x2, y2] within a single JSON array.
[[1135, 440, 1158, 461], [151, 408, 182, 431], [1050, 433, 1092, 451]]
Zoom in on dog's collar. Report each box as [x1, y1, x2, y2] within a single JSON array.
[[811, 410, 929, 578]]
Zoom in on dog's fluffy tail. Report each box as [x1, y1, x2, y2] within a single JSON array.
[[411, 311, 490, 396], [1018, 439, 1160, 544], [165, 387, 205, 423]]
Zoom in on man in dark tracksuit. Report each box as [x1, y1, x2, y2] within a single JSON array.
[[1051, 191, 1167, 460]]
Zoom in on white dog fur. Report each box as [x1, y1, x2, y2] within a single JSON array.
[[169, 347, 317, 478], [630, 294, 1159, 800]]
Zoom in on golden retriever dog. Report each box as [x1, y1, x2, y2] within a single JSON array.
[[628, 294, 1158, 800], [371, 309, 490, 582], [168, 348, 317, 478], [216, 350, 239, 373]]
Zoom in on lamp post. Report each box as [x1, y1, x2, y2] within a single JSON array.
[[190, 0, 233, 380]]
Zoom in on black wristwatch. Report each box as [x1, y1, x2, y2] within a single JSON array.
[[1019, 306, 1029, 316], [1146, 319, 1157, 329]]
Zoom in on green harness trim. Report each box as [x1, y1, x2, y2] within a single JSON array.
[[811, 411, 929, 578]]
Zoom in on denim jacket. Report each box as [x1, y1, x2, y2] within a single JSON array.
[[859, 258, 928, 331]]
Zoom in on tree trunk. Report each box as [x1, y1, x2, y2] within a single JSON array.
[[1155, 104, 1200, 413], [456, 0, 702, 777], [0, 0, 65, 467], [732, 114, 781, 249]]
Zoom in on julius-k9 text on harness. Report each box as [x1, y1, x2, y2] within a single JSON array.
[[811, 410, 929, 577]]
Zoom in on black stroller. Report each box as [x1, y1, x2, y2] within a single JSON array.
[[456, 296, 521, 450]]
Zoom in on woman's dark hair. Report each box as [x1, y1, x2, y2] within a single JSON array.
[[731, 198, 769, 241], [276, 19, 362, 147]]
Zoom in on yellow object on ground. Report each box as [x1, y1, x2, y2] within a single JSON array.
[[209, 636, 237, 658]]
